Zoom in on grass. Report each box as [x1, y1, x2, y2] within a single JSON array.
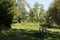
[[1, 29, 60, 40], [1, 23, 60, 40], [12, 23, 60, 32], [12, 23, 39, 30], [48, 28, 60, 32]]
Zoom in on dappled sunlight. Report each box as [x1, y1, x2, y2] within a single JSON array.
[[0, 29, 60, 40], [0, 0, 60, 40]]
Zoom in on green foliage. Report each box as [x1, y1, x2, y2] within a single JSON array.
[[17, 0, 28, 22], [33, 2, 40, 22], [29, 2, 41, 22], [39, 5, 47, 26], [12, 7, 20, 23], [29, 9, 34, 22], [0, 0, 20, 29], [48, 0, 60, 26]]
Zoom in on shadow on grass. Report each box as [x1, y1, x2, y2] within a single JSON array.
[[0, 29, 60, 40]]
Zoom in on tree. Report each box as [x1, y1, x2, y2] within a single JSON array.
[[29, 9, 34, 22], [29, 2, 40, 22], [17, 0, 28, 22], [39, 5, 48, 36], [0, 0, 19, 29], [48, 0, 60, 27], [33, 2, 41, 22]]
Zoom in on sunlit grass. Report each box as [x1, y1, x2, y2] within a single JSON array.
[[12, 23, 40, 30], [1, 23, 60, 40], [11, 23, 60, 32], [48, 28, 60, 32]]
